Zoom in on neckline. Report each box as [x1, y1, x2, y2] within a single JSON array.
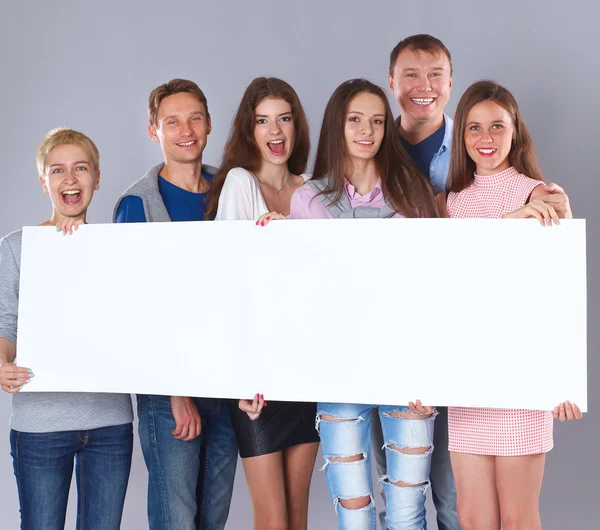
[[473, 166, 519, 187]]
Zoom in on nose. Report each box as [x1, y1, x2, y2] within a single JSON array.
[[361, 121, 373, 136], [181, 120, 193, 136], [64, 168, 78, 184], [417, 75, 432, 92], [269, 120, 282, 135], [480, 130, 493, 144]]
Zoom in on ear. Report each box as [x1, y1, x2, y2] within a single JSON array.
[[148, 122, 160, 143], [206, 115, 212, 136], [94, 170, 101, 191], [38, 174, 49, 194], [387, 74, 395, 92], [449, 76, 453, 89]]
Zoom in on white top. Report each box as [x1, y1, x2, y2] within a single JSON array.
[[215, 167, 310, 221]]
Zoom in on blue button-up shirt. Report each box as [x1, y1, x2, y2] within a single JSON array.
[[428, 114, 454, 194]]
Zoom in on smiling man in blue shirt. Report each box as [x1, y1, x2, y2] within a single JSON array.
[[113, 79, 238, 530]]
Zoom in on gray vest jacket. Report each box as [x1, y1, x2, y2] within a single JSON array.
[[112, 162, 218, 222], [305, 178, 397, 218]]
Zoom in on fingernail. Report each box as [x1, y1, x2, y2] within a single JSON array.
[[260, 394, 264, 399], [264, 401, 268, 407], [255, 221, 259, 225], [267, 216, 271, 220], [25, 379, 30, 383], [55, 227, 59, 232], [261, 221, 264, 226], [27, 369, 32, 373]]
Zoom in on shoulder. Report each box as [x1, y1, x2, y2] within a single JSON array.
[[119, 163, 163, 198], [224, 167, 258, 189], [513, 171, 544, 191], [0, 230, 23, 256]]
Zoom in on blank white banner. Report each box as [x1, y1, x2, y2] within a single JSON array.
[[16, 219, 587, 411]]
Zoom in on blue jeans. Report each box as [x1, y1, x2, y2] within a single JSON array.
[[372, 407, 460, 530], [137, 395, 238, 530], [317, 403, 435, 530], [10, 423, 133, 530]]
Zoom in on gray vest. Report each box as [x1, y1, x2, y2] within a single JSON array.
[[112, 162, 218, 222], [305, 178, 397, 218]]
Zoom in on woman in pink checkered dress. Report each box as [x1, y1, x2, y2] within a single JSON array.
[[438, 80, 582, 530]]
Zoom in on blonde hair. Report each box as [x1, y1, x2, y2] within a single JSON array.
[[36, 128, 100, 175]]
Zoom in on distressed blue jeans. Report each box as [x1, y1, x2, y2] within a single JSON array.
[[10, 423, 133, 530], [372, 407, 460, 530], [137, 395, 238, 530], [317, 403, 435, 530]]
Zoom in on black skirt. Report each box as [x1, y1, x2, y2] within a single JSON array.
[[229, 399, 320, 458]]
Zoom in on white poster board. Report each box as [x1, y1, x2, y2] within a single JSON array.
[[16, 219, 587, 411]]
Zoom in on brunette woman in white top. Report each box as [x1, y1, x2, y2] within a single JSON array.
[[205, 77, 318, 530]]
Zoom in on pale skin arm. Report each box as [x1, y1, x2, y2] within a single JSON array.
[[0, 338, 33, 393], [529, 182, 573, 219]]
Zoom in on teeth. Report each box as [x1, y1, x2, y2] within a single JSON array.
[[268, 140, 284, 144], [62, 190, 80, 195], [411, 98, 435, 105], [478, 148, 496, 154], [178, 141, 195, 146], [356, 141, 373, 145]]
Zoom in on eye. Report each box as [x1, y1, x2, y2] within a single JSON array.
[[492, 124, 503, 130], [52, 168, 63, 174], [256, 118, 267, 125], [406, 73, 417, 78], [167, 120, 177, 125], [430, 72, 441, 77], [469, 125, 480, 131], [373, 119, 384, 125], [280, 116, 292, 122], [348, 116, 359, 122], [76, 166, 88, 171], [191, 116, 201, 121]]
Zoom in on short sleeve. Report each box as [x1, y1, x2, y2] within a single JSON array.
[[115, 196, 147, 223], [0, 236, 20, 344], [215, 168, 255, 221]]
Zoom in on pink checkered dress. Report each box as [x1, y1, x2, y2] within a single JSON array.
[[446, 166, 554, 456]]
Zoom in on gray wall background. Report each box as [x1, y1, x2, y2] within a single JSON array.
[[0, 0, 597, 528]]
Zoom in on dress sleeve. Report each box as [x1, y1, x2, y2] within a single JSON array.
[[215, 169, 254, 221], [115, 196, 147, 223], [0, 237, 20, 345]]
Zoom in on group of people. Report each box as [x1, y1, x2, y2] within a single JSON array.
[[0, 33, 583, 530]]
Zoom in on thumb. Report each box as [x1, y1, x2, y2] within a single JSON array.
[[542, 182, 564, 194]]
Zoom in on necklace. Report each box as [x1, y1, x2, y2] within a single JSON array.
[[254, 171, 291, 193]]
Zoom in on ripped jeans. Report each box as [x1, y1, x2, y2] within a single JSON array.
[[317, 403, 436, 530]]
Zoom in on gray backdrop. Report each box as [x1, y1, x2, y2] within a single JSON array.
[[0, 0, 597, 528]]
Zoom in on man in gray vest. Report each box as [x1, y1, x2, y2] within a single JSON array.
[[113, 79, 238, 530]]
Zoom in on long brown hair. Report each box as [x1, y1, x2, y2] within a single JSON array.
[[447, 80, 544, 193], [312, 78, 438, 218], [205, 77, 310, 218]]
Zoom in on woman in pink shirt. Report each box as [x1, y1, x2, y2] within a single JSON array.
[[261, 78, 438, 530]]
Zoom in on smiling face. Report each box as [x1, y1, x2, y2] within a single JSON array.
[[149, 92, 211, 164], [39, 143, 100, 219], [388, 48, 452, 128], [253, 97, 295, 169], [344, 91, 386, 163], [464, 100, 515, 176]]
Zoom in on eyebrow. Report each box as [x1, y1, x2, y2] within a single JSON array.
[[402, 66, 446, 72], [347, 111, 386, 118], [466, 119, 508, 126], [48, 160, 90, 168], [162, 111, 205, 121], [255, 111, 293, 118]]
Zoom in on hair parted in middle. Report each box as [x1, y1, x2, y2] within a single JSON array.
[[312, 78, 438, 218], [447, 79, 544, 194], [205, 77, 310, 219]]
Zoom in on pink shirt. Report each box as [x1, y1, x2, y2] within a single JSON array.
[[289, 179, 400, 219]]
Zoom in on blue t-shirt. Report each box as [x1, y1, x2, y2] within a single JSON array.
[[116, 172, 213, 223], [400, 122, 446, 179]]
